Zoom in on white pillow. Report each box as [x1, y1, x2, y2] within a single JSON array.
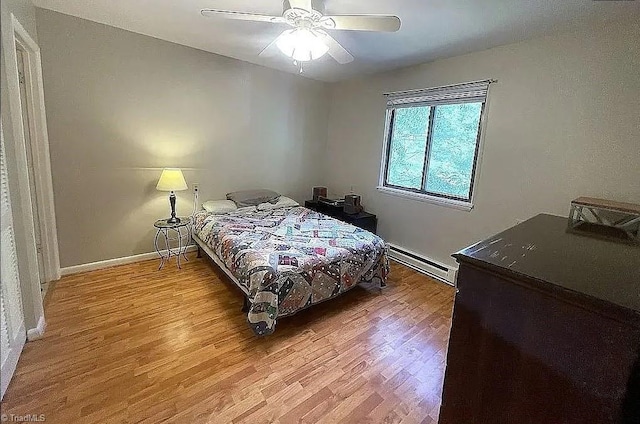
[[257, 196, 299, 211], [202, 200, 237, 214]]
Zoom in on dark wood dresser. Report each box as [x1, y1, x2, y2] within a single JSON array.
[[439, 214, 640, 424]]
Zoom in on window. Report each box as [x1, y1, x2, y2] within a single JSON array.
[[379, 80, 492, 209]]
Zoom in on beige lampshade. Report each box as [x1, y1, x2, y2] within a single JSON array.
[[156, 168, 188, 191]]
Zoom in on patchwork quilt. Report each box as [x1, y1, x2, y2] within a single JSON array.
[[193, 206, 389, 335]]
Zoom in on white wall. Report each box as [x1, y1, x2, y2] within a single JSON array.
[[1, 0, 38, 39], [35, 9, 330, 268], [325, 19, 640, 269]]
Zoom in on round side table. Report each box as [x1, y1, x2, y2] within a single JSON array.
[[154, 217, 192, 270]]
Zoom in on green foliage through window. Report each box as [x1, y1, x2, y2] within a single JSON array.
[[384, 101, 483, 201], [385, 107, 430, 189]]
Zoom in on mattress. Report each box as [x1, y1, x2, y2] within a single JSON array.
[[193, 206, 388, 335]]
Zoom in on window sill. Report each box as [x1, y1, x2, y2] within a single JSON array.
[[376, 186, 474, 211]]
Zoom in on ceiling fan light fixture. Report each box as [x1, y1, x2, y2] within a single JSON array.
[[276, 28, 329, 62]]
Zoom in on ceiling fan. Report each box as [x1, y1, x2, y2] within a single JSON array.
[[201, 0, 401, 66]]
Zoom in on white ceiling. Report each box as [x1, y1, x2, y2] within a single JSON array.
[[32, 0, 640, 82]]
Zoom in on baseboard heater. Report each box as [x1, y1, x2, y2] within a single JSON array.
[[387, 243, 457, 286]]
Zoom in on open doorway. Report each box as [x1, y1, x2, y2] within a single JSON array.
[[2, 13, 60, 345], [15, 45, 46, 294], [7, 14, 60, 295]]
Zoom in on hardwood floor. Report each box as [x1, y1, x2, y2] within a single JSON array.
[[1, 255, 455, 423]]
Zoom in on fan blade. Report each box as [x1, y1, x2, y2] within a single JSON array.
[[320, 33, 354, 64], [321, 15, 401, 32], [201, 9, 287, 24], [258, 35, 284, 58], [287, 0, 313, 11]]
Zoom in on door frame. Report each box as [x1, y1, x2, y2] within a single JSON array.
[[8, 15, 60, 284], [2, 14, 59, 338]]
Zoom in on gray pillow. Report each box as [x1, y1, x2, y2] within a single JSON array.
[[226, 189, 280, 207]]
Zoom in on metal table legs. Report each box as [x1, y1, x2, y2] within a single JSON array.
[[154, 225, 190, 270]]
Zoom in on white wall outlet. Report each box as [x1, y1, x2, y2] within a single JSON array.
[[193, 183, 199, 193]]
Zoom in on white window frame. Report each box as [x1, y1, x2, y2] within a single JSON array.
[[377, 79, 494, 211]]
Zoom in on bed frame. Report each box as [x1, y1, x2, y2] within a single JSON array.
[[192, 233, 252, 312]]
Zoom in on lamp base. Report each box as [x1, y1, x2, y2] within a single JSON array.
[[167, 191, 180, 224]]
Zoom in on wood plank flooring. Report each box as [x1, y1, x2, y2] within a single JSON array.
[[1, 254, 455, 423]]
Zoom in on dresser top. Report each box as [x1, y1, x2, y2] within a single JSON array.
[[454, 214, 640, 314]]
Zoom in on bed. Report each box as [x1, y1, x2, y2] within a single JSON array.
[[192, 205, 388, 335]]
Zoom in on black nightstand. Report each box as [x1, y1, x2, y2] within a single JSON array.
[[305, 200, 378, 234]]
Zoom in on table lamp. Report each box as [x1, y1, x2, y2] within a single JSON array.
[[156, 168, 188, 223]]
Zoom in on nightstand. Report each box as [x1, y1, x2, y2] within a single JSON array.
[[154, 217, 192, 270], [305, 200, 378, 234]]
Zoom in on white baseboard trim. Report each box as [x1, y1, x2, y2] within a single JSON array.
[[60, 245, 198, 276], [26, 315, 46, 341], [387, 243, 458, 286]]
